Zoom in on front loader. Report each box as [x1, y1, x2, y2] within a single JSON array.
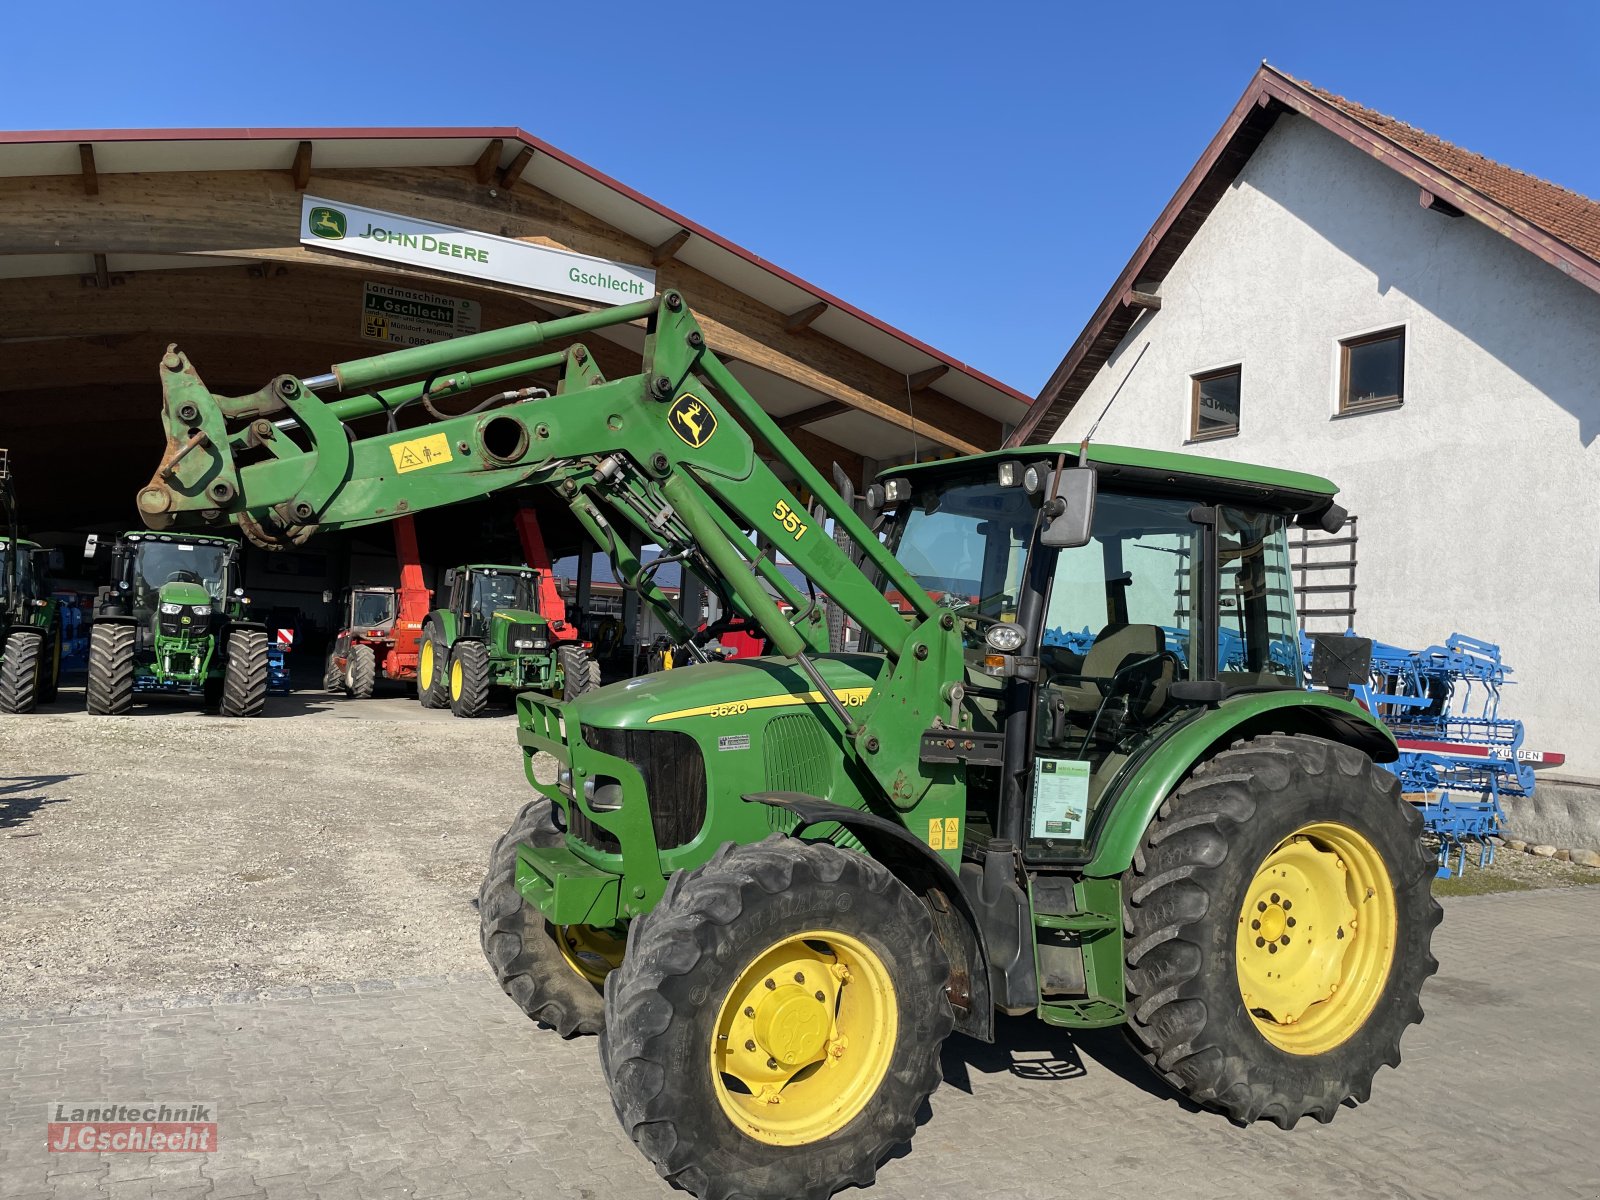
[[0, 448, 63, 712], [138, 291, 1440, 1200]]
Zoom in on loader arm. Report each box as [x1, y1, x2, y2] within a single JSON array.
[[138, 290, 972, 812]]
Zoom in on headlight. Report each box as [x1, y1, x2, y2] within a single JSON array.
[[533, 638, 549, 650], [512, 639, 534, 650], [985, 623, 1025, 653], [160, 602, 183, 615], [1023, 463, 1045, 494], [190, 604, 209, 615]]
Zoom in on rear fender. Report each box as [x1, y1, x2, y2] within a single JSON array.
[[745, 792, 994, 1043]]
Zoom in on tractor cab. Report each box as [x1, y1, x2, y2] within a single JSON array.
[[446, 564, 544, 643], [0, 535, 48, 613], [342, 587, 399, 639], [99, 531, 242, 627]]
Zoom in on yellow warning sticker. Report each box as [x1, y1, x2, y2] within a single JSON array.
[[944, 817, 960, 847], [927, 818, 944, 852], [389, 432, 453, 474]]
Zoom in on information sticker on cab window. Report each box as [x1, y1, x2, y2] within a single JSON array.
[[1032, 757, 1090, 840]]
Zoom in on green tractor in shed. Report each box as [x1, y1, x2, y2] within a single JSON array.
[[0, 449, 63, 713], [85, 531, 268, 716], [416, 563, 599, 717]]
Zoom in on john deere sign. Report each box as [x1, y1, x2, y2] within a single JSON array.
[[300, 195, 655, 305]]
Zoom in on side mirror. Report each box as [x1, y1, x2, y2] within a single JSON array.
[[444, 568, 458, 586], [1038, 467, 1096, 549], [83, 533, 100, 560], [321, 589, 333, 604]]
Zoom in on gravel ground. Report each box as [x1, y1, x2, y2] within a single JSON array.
[[0, 685, 540, 1013]]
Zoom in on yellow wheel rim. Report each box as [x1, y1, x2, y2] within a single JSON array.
[[1236, 821, 1397, 1056], [555, 924, 625, 986], [420, 639, 434, 687], [711, 930, 896, 1146], [450, 657, 462, 701]]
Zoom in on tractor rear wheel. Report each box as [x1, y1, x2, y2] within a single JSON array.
[[1122, 733, 1441, 1128], [220, 629, 269, 717], [558, 643, 600, 701], [346, 643, 376, 699], [0, 627, 44, 714], [600, 837, 953, 1200], [417, 626, 449, 709], [448, 640, 490, 718], [85, 623, 136, 715], [323, 649, 343, 693], [479, 798, 617, 1036]]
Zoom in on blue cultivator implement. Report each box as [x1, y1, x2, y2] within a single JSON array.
[[1309, 631, 1536, 878]]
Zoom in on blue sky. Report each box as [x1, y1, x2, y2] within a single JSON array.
[[9, 1, 1598, 396]]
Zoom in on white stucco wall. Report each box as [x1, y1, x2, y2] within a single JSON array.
[[1056, 114, 1600, 776]]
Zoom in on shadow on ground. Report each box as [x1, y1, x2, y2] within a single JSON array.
[[0, 774, 78, 832]]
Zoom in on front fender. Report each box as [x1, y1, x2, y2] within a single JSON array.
[[1084, 691, 1394, 878], [427, 608, 460, 643]]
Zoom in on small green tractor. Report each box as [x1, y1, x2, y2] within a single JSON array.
[[139, 294, 1440, 1200], [0, 448, 63, 713], [85, 530, 268, 716], [416, 563, 599, 717]]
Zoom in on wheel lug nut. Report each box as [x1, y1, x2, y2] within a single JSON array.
[[1257, 901, 1267, 912], [794, 972, 805, 984], [1281, 900, 1291, 910], [1255, 937, 1265, 948], [1268, 944, 1278, 954], [1286, 918, 1296, 928], [1270, 893, 1280, 904], [814, 991, 825, 1002], [767, 1057, 778, 1069], [744, 1006, 755, 1017], [744, 1039, 756, 1051], [1251, 919, 1260, 930], [765, 979, 776, 990], [1279, 935, 1290, 946]]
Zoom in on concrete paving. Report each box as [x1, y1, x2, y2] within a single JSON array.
[[4, 887, 1596, 1200]]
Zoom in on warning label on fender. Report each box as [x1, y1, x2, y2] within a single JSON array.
[[389, 433, 454, 474], [360, 282, 482, 347]]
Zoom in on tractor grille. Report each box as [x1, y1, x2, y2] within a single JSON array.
[[158, 611, 211, 639], [505, 622, 547, 651], [574, 726, 707, 851]]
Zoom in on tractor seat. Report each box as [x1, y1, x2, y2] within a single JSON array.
[[1054, 623, 1176, 721]]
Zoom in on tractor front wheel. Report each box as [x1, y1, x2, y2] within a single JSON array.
[[219, 629, 269, 717], [479, 798, 617, 1036], [0, 627, 44, 714], [346, 643, 376, 699], [85, 624, 136, 715], [600, 837, 953, 1200], [1122, 733, 1441, 1128], [558, 643, 600, 701], [417, 627, 449, 709], [448, 640, 490, 718]]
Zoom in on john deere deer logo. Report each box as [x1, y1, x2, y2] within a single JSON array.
[[309, 206, 347, 240], [668, 394, 717, 448]]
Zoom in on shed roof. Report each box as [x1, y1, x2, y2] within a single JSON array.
[[1009, 65, 1600, 444]]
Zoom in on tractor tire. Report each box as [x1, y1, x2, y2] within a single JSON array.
[[479, 798, 620, 1037], [600, 837, 953, 1200], [219, 629, 269, 718], [417, 626, 449, 709], [558, 643, 600, 701], [323, 650, 343, 693], [37, 622, 61, 705], [448, 640, 490, 718], [0, 627, 44, 714], [346, 643, 376, 699], [1122, 733, 1441, 1129], [85, 623, 136, 715]]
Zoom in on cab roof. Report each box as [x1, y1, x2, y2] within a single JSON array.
[[882, 442, 1337, 513], [0, 536, 41, 549], [122, 530, 240, 547]]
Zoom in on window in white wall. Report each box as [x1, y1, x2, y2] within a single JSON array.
[[1339, 327, 1405, 413], [1190, 365, 1241, 441]]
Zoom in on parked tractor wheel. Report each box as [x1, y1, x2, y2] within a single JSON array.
[[345, 643, 376, 699], [479, 798, 618, 1037], [0, 627, 44, 714], [220, 629, 269, 717], [600, 837, 953, 1200], [417, 626, 448, 709], [323, 650, 343, 693], [448, 640, 490, 718], [85, 623, 136, 715], [37, 623, 61, 705], [1122, 733, 1441, 1128], [558, 644, 600, 701]]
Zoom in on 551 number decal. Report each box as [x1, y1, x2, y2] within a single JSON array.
[[772, 499, 810, 543]]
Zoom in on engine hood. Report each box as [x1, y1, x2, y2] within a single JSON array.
[[491, 609, 546, 626], [568, 653, 888, 732], [157, 581, 213, 608]]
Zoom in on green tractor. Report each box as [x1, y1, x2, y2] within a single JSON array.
[[0, 449, 63, 713], [85, 531, 268, 716], [417, 563, 599, 717], [140, 292, 1440, 1200]]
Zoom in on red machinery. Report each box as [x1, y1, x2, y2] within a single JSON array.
[[323, 515, 432, 697]]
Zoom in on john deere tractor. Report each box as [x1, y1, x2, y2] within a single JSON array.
[[416, 563, 598, 717], [138, 293, 1439, 1200], [0, 449, 62, 713], [85, 531, 268, 716]]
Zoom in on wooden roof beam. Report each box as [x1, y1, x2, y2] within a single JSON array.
[[777, 400, 849, 430], [907, 363, 948, 392], [1419, 188, 1463, 218], [499, 145, 535, 191], [290, 141, 313, 190], [784, 300, 828, 333], [651, 228, 691, 266], [473, 138, 504, 185], [78, 144, 98, 196], [1121, 287, 1162, 310]]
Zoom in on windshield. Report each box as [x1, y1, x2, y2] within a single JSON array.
[[469, 573, 535, 623], [0, 543, 37, 604], [351, 591, 397, 628], [887, 479, 1038, 645], [132, 541, 231, 613]]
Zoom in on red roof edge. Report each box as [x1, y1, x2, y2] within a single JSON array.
[[0, 124, 1029, 408], [1007, 64, 1600, 445]]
